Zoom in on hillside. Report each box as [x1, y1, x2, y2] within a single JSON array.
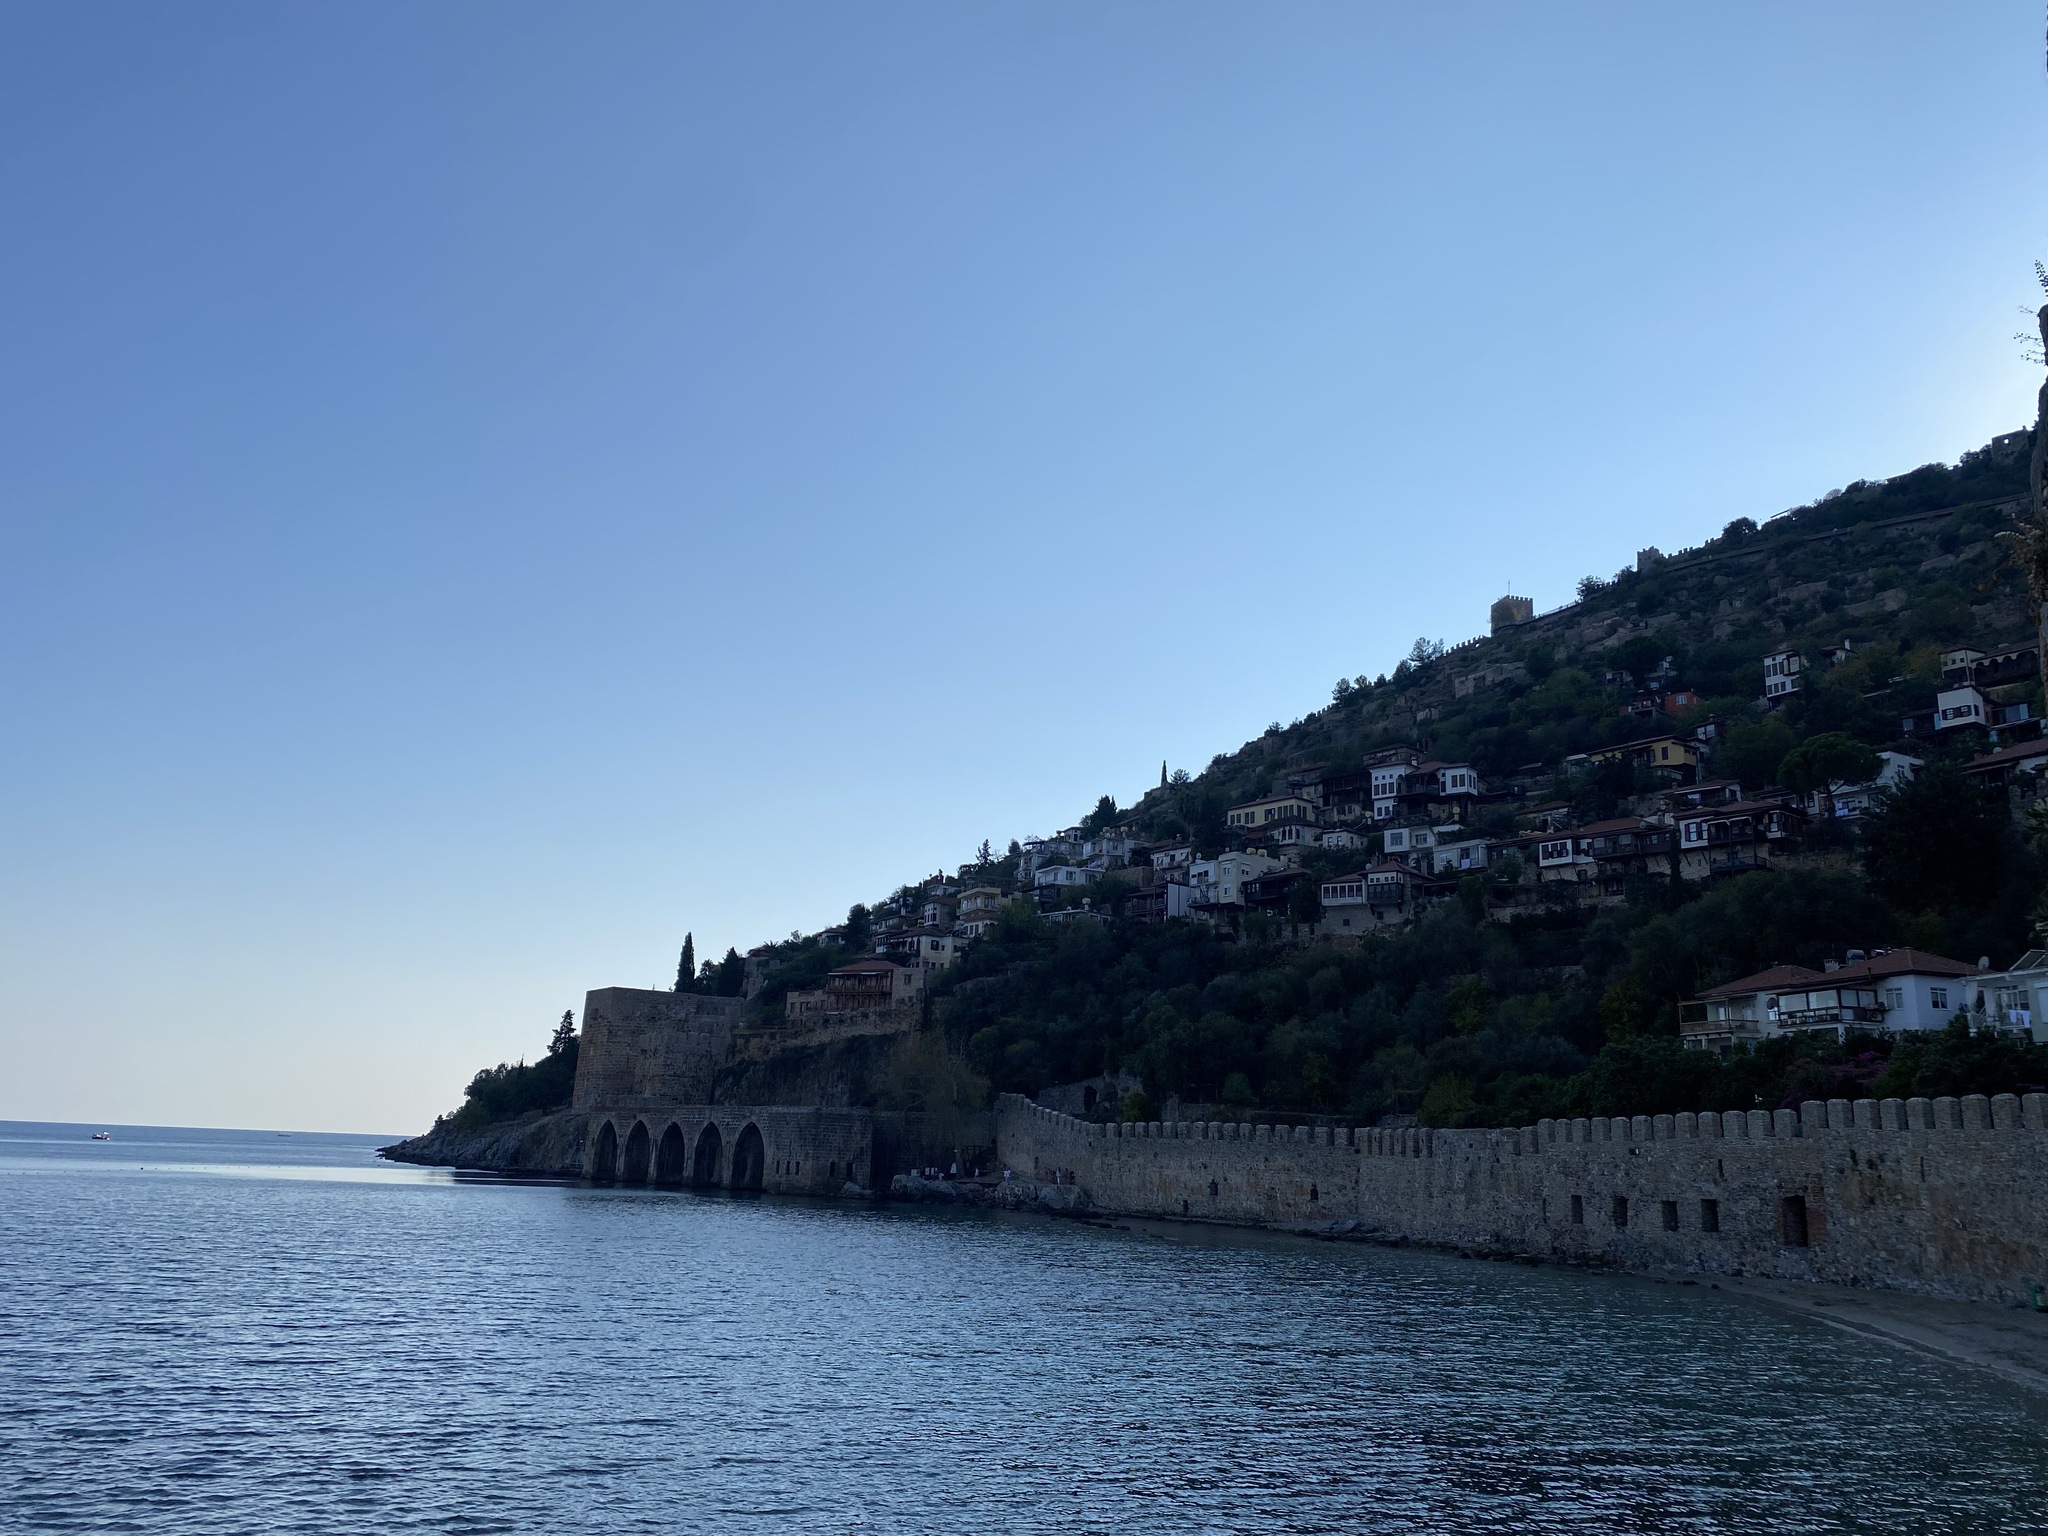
[[449, 427, 2048, 1133]]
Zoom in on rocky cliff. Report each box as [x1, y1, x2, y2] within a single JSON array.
[[380, 1109, 587, 1175]]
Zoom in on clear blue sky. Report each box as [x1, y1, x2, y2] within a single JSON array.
[[3, 3, 2043, 1133]]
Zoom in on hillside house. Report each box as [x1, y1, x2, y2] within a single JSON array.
[[1967, 951, 2048, 1043], [1763, 647, 1803, 702], [1191, 850, 1284, 906], [1080, 831, 1136, 867], [1319, 826, 1367, 851], [957, 886, 1006, 918], [1148, 841, 1195, 875], [881, 927, 960, 972], [1679, 949, 1987, 1053], [1241, 868, 1312, 916], [1963, 738, 2048, 793], [1368, 748, 1422, 821], [1032, 864, 1095, 892], [1808, 751, 1918, 820], [785, 957, 926, 1021], [1665, 780, 1743, 812], [1128, 881, 1201, 923], [1430, 833, 1490, 876], [1226, 794, 1317, 831], [1580, 734, 1701, 778], [1935, 684, 1990, 733], [1317, 862, 1440, 934], [1381, 824, 1436, 868], [1675, 800, 1805, 879], [1574, 817, 1673, 892]]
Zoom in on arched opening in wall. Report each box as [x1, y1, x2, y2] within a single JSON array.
[[591, 1121, 619, 1183], [655, 1124, 687, 1185], [731, 1123, 766, 1191], [621, 1121, 652, 1185], [691, 1123, 723, 1188]]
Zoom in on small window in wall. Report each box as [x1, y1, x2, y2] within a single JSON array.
[[1612, 1195, 1629, 1229], [830, 1161, 838, 1177], [1780, 1194, 1810, 1247], [1930, 987, 1948, 1011], [1700, 1198, 1720, 1233], [1309, 1184, 1319, 1203], [1571, 1194, 1584, 1225], [1208, 1179, 1220, 1198], [1660, 1200, 1679, 1232]]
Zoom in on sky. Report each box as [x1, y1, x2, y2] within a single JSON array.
[[2, 3, 2045, 1134]]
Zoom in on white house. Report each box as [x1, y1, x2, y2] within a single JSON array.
[[1536, 832, 1595, 884], [1763, 647, 1803, 702], [1033, 864, 1095, 890], [1966, 950, 2048, 1043], [1936, 685, 1989, 733], [1812, 751, 1919, 820], [1431, 834, 1491, 876], [1368, 750, 1420, 821], [1148, 841, 1195, 875], [1318, 826, 1367, 851], [1681, 948, 1988, 1052], [1381, 824, 1436, 867], [1192, 850, 1285, 906], [1225, 793, 1318, 830]]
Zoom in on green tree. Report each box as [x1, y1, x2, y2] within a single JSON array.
[[714, 946, 746, 997], [1084, 794, 1119, 831], [1778, 732, 1882, 795], [1861, 761, 2005, 918], [1716, 718, 1797, 790], [675, 933, 696, 992], [844, 904, 872, 953]]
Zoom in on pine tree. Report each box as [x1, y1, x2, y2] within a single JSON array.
[[549, 1010, 575, 1054], [675, 933, 696, 992]]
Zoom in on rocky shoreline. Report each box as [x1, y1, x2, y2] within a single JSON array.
[[378, 1109, 586, 1176]]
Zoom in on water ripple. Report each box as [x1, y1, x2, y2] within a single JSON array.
[[1, 1123, 2045, 1533]]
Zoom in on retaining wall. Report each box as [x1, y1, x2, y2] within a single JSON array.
[[996, 1092, 2048, 1302]]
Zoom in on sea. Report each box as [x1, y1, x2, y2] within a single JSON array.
[[1, 1120, 2044, 1534]]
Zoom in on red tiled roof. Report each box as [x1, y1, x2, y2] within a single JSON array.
[[1698, 964, 1825, 999], [1830, 948, 1986, 983]]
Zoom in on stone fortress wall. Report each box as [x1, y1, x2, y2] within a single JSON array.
[[997, 1091, 2048, 1302], [569, 986, 987, 1193], [573, 988, 744, 1111], [585, 1103, 877, 1195]]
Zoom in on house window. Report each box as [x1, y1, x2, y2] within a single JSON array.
[[1930, 987, 1948, 1011], [1884, 988, 1903, 1010]]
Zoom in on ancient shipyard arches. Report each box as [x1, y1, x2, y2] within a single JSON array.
[[583, 1106, 874, 1197]]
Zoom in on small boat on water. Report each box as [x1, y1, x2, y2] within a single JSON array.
[[90, 1131, 111, 1141]]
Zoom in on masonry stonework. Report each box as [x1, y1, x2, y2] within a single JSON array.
[[572, 988, 743, 1111], [997, 1092, 2048, 1303]]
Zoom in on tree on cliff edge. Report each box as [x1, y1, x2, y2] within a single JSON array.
[[675, 933, 696, 992]]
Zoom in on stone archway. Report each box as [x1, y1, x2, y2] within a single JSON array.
[[655, 1123, 687, 1185], [731, 1123, 765, 1191], [622, 1120, 652, 1185], [691, 1122, 723, 1187], [591, 1120, 619, 1182]]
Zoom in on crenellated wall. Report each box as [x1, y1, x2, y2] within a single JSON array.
[[997, 1091, 2048, 1302]]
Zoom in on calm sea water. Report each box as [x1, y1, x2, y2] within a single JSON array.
[[2, 1121, 2044, 1534]]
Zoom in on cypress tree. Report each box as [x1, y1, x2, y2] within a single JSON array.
[[676, 933, 696, 992]]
